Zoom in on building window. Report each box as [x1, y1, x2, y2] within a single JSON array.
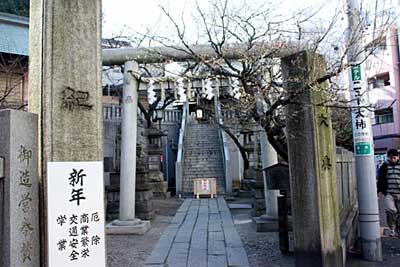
[[374, 108, 394, 124], [368, 72, 390, 90]]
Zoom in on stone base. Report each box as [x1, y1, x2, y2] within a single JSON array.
[[254, 215, 279, 232], [148, 181, 168, 193], [228, 203, 253, 209], [136, 200, 154, 214], [136, 211, 156, 220], [153, 191, 171, 199], [254, 198, 266, 217], [136, 190, 153, 201], [254, 215, 293, 232], [106, 219, 151, 235], [238, 190, 254, 198]]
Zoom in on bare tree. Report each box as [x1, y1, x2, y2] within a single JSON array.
[[108, 0, 395, 161], [0, 53, 28, 109]]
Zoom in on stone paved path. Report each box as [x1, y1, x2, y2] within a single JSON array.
[[146, 198, 250, 267]]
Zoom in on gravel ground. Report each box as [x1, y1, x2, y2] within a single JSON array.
[[107, 198, 183, 267], [231, 209, 295, 267], [347, 237, 400, 267], [107, 196, 400, 267], [346, 197, 400, 266]]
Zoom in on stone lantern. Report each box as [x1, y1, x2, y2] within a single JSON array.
[[146, 126, 169, 198]]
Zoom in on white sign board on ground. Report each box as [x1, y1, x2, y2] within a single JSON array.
[[47, 161, 105, 267], [193, 178, 217, 198]]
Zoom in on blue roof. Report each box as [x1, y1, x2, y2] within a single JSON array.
[[0, 12, 29, 56]]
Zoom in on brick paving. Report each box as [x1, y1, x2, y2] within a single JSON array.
[[145, 198, 250, 267]]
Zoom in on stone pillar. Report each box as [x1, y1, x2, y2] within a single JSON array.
[[0, 110, 40, 267], [107, 61, 150, 234], [28, 1, 103, 264], [119, 61, 139, 221], [282, 51, 343, 267], [259, 129, 279, 217]]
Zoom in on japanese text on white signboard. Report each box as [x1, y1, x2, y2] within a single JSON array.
[[47, 161, 105, 267]]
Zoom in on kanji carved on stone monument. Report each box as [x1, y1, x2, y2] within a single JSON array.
[[62, 87, 93, 111]]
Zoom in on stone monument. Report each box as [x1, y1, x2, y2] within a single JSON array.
[[28, 0, 104, 263], [282, 51, 343, 267], [0, 110, 40, 267]]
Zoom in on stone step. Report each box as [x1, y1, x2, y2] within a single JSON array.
[[183, 158, 222, 161], [182, 122, 225, 194], [183, 165, 224, 171], [183, 166, 224, 171], [183, 170, 225, 174], [183, 152, 222, 157], [184, 150, 220, 152], [183, 166, 224, 170], [183, 158, 223, 163], [183, 173, 225, 178], [184, 150, 221, 153], [184, 140, 220, 143], [183, 171, 224, 174], [184, 160, 223, 163], [184, 141, 220, 145]]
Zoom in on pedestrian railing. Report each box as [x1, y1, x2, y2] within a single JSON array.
[[175, 101, 189, 194], [214, 96, 232, 194]]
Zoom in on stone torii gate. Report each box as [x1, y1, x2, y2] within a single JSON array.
[[25, 0, 351, 266], [102, 46, 344, 266], [26, 0, 345, 263]]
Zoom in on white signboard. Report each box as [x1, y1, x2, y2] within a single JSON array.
[[200, 179, 210, 191], [349, 64, 373, 156], [47, 161, 106, 267]]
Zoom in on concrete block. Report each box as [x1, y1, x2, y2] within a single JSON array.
[[208, 240, 225, 255], [224, 228, 243, 248], [226, 246, 250, 266], [208, 223, 223, 232], [187, 249, 207, 267], [208, 255, 227, 267], [228, 203, 253, 209], [209, 231, 225, 241], [106, 219, 150, 235]]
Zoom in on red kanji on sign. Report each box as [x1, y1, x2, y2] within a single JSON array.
[[202, 179, 209, 191]]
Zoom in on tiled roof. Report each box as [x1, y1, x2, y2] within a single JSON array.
[[0, 12, 29, 56]]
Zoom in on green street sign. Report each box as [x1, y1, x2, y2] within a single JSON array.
[[355, 142, 371, 155], [351, 65, 362, 81]]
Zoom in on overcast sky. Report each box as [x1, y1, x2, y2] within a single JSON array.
[[101, 0, 342, 38]]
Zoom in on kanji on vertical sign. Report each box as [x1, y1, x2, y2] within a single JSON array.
[[47, 162, 105, 266]]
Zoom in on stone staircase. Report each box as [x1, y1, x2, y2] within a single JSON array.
[[182, 121, 226, 194]]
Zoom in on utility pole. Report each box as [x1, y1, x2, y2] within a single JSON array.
[[345, 0, 382, 261]]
